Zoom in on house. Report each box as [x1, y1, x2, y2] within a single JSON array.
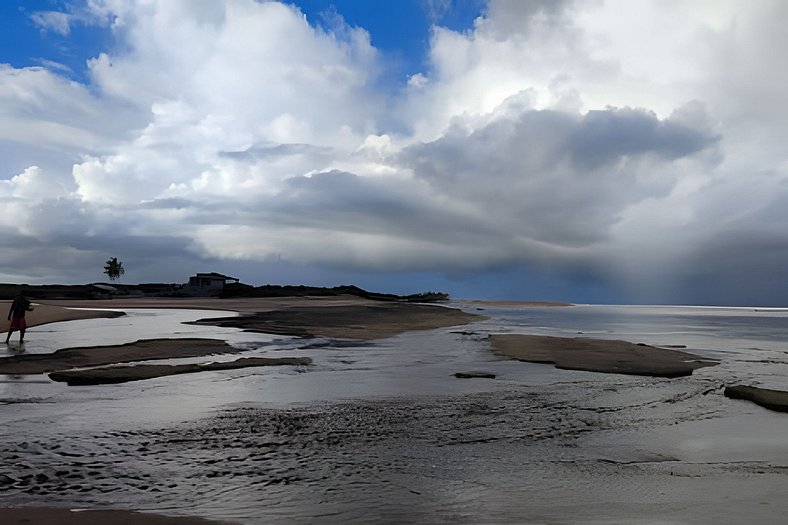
[[186, 272, 240, 294]]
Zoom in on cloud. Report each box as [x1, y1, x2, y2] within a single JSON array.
[[2, 0, 788, 303], [400, 100, 719, 267], [423, 0, 454, 22], [30, 3, 116, 36], [30, 11, 74, 36], [568, 107, 718, 167], [66, 0, 383, 207]]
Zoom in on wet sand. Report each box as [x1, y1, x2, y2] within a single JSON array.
[[724, 384, 788, 412], [0, 507, 234, 525], [6, 296, 482, 340], [1, 303, 787, 523], [4, 384, 786, 524], [0, 338, 241, 375], [0, 301, 124, 334], [49, 356, 312, 385], [490, 334, 718, 377], [3, 297, 723, 382], [1, 298, 481, 385], [0, 337, 311, 385], [190, 302, 482, 339]]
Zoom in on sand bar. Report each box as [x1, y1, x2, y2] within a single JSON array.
[[190, 301, 483, 339], [10, 296, 482, 340], [490, 334, 717, 378], [1, 338, 311, 385], [0, 338, 240, 375], [0, 507, 234, 525], [724, 385, 788, 413], [49, 356, 312, 385]]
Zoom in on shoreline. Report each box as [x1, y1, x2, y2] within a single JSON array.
[[468, 299, 573, 307]]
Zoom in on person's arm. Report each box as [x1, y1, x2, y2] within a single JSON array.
[[7, 301, 13, 320]]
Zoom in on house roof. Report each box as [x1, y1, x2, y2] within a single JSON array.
[[192, 272, 239, 281]]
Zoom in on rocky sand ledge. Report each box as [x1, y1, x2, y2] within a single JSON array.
[[490, 334, 717, 378], [724, 385, 788, 413]]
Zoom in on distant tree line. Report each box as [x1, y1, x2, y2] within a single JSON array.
[[220, 283, 449, 302], [0, 280, 448, 303]]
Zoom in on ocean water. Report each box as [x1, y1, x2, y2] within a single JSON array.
[[1, 304, 787, 524]]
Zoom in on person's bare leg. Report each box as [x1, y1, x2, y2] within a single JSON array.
[[19, 327, 25, 343], [5, 328, 13, 344]]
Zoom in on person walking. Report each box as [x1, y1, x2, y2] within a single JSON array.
[[6, 290, 34, 344]]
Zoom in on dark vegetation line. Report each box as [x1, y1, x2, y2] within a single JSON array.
[[0, 283, 449, 303]]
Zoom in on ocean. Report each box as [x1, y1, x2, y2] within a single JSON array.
[[1, 303, 787, 523]]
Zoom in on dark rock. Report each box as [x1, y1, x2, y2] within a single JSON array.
[[454, 371, 496, 379]]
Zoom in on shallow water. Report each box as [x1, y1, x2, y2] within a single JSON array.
[[1, 304, 787, 524]]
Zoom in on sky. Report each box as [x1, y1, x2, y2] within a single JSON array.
[[1, 0, 787, 305]]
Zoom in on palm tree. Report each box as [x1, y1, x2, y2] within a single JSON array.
[[104, 257, 125, 282]]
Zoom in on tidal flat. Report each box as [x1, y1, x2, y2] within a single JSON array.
[[1, 299, 787, 524]]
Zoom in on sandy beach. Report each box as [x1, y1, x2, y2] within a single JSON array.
[[2, 299, 788, 523], [0, 301, 125, 334]]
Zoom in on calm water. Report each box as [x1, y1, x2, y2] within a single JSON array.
[[1, 304, 787, 524]]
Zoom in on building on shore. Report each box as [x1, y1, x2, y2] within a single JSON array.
[[185, 272, 240, 296]]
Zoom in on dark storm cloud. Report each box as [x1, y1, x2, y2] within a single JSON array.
[[569, 107, 718, 168], [399, 105, 718, 247], [269, 169, 503, 243], [676, 232, 788, 306]]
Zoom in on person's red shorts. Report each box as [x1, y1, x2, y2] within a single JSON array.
[[9, 316, 26, 330]]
